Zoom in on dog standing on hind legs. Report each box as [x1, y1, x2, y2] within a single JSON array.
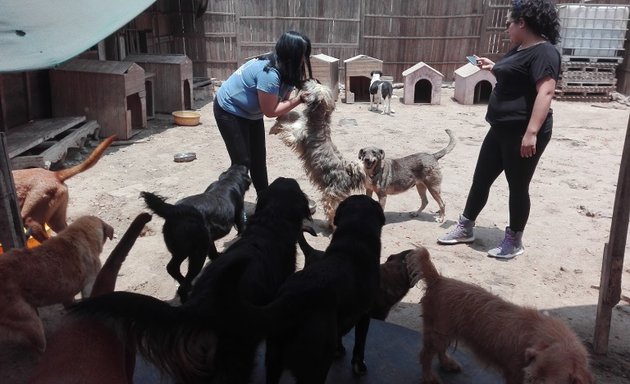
[[270, 80, 365, 228], [369, 70, 394, 115], [408, 246, 594, 384]]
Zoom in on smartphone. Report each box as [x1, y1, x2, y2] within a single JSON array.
[[466, 55, 478, 66]]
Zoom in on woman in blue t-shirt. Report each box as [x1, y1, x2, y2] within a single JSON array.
[[438, 0, 561, 259], [213, 31, 313, 193]]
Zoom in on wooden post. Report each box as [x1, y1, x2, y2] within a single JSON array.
[[593, 115, 630, 354], [0, 132, 26, 251]]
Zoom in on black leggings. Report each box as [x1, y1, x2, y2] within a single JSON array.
[[213, 102, 268, 193], [463, 121, 552, 232]]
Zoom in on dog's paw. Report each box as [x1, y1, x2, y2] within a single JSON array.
[[351, 358, 368, 376]]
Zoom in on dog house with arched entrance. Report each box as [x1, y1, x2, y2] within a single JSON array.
[[453, 63, 496, 105], [311, 53, 339, 101], [402, 62, 444, 105], [343, 54, 382, 103]]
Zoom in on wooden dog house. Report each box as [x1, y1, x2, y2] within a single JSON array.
[[402, 62, 444, 105], [50, 59, 147, 140], [454, 63, 497, 105], [343, 55, 383, 103], [311, 53, 339, 101], [124, 54, 193, 113]]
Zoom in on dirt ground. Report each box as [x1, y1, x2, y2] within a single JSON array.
[[2, 86, 630, 383]]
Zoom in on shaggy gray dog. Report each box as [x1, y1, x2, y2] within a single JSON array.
[[270, 80, 365, 228]]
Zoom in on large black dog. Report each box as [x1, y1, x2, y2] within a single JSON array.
[[71, 177, 311, 384], [259, 195, 385, 384], [141, 164, 251, 302], [299, 230, 418, 321]]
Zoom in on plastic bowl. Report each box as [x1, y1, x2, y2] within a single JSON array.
[[172, 110, 201, 126]]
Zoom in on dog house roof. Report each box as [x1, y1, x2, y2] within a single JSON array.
[[454, 63, 486, 78], [402, 61, 444, 78], [344, 54, 383, 64], [312, 53, 339, 63]]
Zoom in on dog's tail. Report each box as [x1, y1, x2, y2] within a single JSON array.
[[54, 135, 116, 182], [140, 191, 201, 220], [406, 246, 440, 286], [298, 226, 325, 268], [91, 212, 152, 297], [432, 129, 456, 160]]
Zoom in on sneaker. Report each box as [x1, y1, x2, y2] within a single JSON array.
[[437, 215, 475, 244], [487, 227, 524, 259]]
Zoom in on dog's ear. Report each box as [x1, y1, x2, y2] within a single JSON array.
[[524, 342, 549, 366], [102, 221, 114, 241], [358, 148, 365, 159], [378, 148, 385, 158]]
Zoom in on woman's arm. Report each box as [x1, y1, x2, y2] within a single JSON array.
[[258, 90, 304, 118], [521, 76, 556, 158]]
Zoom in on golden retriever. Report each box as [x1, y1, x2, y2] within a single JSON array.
[[0, 215, 113, 352], [409, 246, 594, 384]]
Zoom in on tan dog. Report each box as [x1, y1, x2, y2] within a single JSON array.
[[28, 213, 151, 384], [408, 247, 594, 384], [0, 215, 114, 352], [270, 80, 365, 228], [12, 135, 115, 242], [358, 129, 455, 222]]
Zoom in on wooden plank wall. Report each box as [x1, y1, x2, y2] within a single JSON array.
[[122, 0, 630, 87]]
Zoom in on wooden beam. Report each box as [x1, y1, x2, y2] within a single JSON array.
[[593, 115, 630, 354], [0, 132, 25, 252]]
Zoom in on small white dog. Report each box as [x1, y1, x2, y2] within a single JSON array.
[[369, 70, 394, 115]]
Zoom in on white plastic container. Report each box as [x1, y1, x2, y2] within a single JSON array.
[[557, 4, 629, 58]]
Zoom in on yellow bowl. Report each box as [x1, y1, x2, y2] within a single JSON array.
[[172, 110, 201, 126], [0, 225, 52, 254]]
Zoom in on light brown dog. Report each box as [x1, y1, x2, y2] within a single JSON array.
[[358, 129, 455, 222], [12, 135, 115, 242], [409, 247, 594, 384], [0, 215, 113, 352], [28, 213, 151, 384], [270, 80, 365, 228]]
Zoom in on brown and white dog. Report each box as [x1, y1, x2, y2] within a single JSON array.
[[409, 247, 594, 384], [12, 135, 115, 243], [0, 215, 113, 352], [28, 213, 151, 384], [358, 129, 455, 222], [270, 80, 365, 228]]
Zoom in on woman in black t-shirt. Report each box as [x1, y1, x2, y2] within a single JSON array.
[[438, 0, 561, 259]]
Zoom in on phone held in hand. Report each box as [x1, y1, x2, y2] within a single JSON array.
[[466, 55, 478, 66]]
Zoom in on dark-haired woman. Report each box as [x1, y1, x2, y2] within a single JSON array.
[[213, 31, 312, 193], [438, 0, 561, 259]]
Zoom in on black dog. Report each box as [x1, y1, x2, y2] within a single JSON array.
[[71, 177, 311, 384], [260, 195, 385, 383], [299, 229, 417, 320], [141, 164, 251, 302]]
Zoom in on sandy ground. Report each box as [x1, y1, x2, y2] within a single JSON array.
[[2, 86, 629, 383]]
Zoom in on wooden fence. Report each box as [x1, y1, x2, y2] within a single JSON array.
[[149, 0, 630, 86]]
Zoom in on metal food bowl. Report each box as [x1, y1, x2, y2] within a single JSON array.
[[174, 152, 197, 163], [172, 110, 201, 126]]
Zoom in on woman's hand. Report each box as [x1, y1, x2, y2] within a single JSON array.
[[259, 90, 303, 118], [475, 56, 495, 71], [520, 131, 537, 158]]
